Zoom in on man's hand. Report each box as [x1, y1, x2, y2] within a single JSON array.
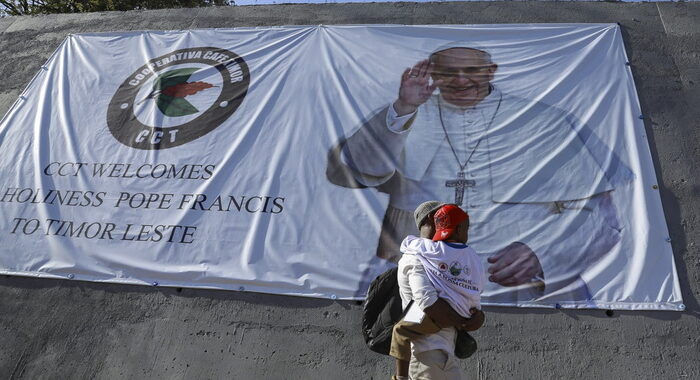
[[487, 242, 543, 286], [424, 300, 486, 332], [460, 308, 485, 332], [393, 59, 443, 116]]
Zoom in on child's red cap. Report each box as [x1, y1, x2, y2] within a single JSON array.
[[432, 204, 469, 241]]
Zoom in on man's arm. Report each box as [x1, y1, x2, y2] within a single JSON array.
[[403, 254, 439, 311], [424, 300, 485, 331]]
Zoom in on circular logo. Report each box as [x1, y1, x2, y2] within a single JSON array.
[[107, 47, 250, 150], [449, 261, 462, 276]]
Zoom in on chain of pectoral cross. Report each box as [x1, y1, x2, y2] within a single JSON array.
[[437, 94, 502, 206]]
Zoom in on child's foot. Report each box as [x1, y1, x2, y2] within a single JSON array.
[[455, 330, 478, 359]]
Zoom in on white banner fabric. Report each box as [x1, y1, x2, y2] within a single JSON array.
[[0, 25, 683, 310]]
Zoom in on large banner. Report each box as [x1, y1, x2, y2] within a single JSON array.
[[0, 25, 683, 310]]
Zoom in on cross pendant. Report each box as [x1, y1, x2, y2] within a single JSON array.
[[445, 171, 475, 206]]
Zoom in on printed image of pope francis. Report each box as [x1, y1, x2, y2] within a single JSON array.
[[327, 43, 634, 303]]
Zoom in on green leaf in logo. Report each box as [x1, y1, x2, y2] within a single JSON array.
[[155, 95, 199, 117], [152, 68, 200, 117]]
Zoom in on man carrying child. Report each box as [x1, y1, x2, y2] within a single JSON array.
[[391, 202, 485, 380]]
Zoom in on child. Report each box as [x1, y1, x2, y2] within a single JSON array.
[[390, 204, 485, 380]]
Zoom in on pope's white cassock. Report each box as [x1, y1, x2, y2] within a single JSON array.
[[327, 86, 634, 303]]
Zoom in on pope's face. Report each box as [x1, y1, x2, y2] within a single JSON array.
[[430, 48, 497, 108]]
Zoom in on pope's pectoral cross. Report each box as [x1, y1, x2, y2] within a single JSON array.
[[445, 172, 475, 205]]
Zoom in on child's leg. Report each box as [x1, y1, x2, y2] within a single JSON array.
[[390, 317, 442, 377], [390, 320, 414, 377], [394, 359, 409, 379]]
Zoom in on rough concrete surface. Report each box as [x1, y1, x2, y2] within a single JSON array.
[[0, 2, 698, 379]]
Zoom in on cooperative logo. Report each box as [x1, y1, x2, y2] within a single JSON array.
[[107, 47, 250, 150]]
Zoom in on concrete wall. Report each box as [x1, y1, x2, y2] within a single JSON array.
[[0, 3, 698, 379]]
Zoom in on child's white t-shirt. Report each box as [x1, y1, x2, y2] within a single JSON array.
[[400, 235, 484, 318]]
